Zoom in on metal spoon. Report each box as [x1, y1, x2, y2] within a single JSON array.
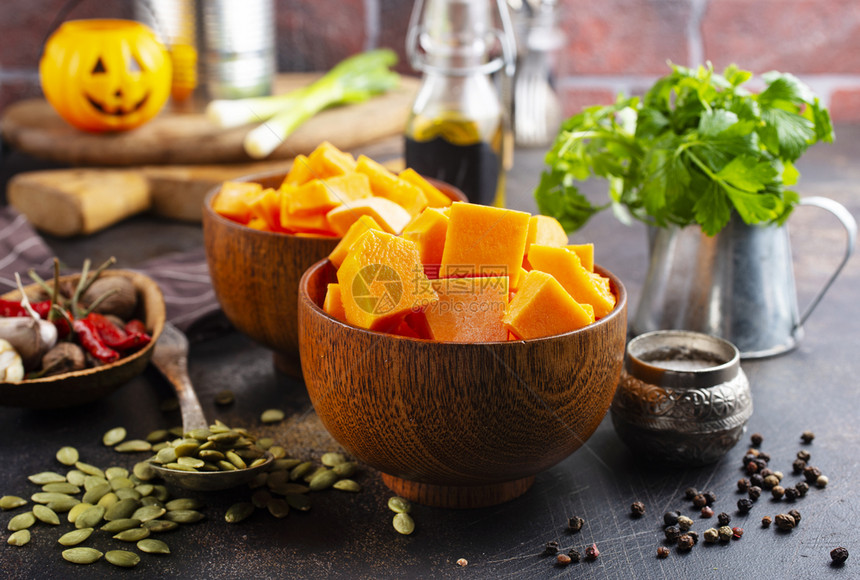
[[149, 322, 272, 491]]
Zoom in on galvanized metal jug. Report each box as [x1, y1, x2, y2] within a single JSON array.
[[631, 197, 857, 359]]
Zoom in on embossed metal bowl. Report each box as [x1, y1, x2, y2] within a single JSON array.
[[610, 330, 752, 465]]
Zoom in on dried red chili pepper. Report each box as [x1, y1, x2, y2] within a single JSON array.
[[86, 312, 128, 347], [72, 318, 119, 364], [124, 319, 147, 335]]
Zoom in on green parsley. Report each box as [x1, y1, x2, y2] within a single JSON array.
[[534, 63, 833, 236]]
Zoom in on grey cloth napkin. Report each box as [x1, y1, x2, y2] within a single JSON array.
[[0, 206, 226, 337]]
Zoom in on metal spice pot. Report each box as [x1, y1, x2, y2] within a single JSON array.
[[610, 330, 752, 466]]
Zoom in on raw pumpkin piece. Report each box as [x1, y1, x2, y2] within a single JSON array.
[[247, 187, 283, 231], [328, 215, 384, 268], [525, 215, 568, 253], [322, 173, 373, 205], [401, 208, 449, 267], [503, 270, 594, 339], [424, 276, 509, 342], [337, 230, 438, 331], [289, 179, 342, 215], [326, 197, 412, 236], [307, 141, 357, 179], [246, 217, 268, 231], [282, 155, 314, 187], [527, 245, 616, 318], [323, 283, 347, 322], [398, 168, 453, 208], [213, 181, 262, 224], [356, 155, 428, 216], [440, 202, 531, 288], [282, 211, 337, 234], [567, 243, 594, 272], [510, 266, 528, 291]]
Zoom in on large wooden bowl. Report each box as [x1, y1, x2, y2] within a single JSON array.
[[0, 270, 165, 409], [203, 172, 465, 377], [298, 259, 628, 508]]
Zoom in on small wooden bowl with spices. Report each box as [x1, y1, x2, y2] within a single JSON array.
[[0, 270, 165, 409], [297, 259, 628, 509]]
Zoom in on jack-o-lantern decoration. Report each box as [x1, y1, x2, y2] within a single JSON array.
[[40, 19, 172, 132]]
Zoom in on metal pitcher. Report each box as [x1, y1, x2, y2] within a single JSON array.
[[631, 197, 857, 359]]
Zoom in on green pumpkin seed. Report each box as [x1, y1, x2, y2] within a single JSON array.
[[47, 497, 81, 513], [224, 502, 255, 523], [65, 470, 86, 486], [33, 504, 60, 525], [102, 427, 127, 447], [223, 450, 245, 469], [260, 408, 285, 424], [100, 518, 143, 532], [105, 549, 140, 568], [152, 485, 169, 502], [143, 519, 179, 533], [388, 496, 412, 514], [83, 475, 108, 491], [267, 470, 289, 487], [289, 461, 314, 481], [140, 498, 162, 509], [185, 428, 211, 441], [164, 509, 204, 524], [321, 452, 346, 467], [303, 466, 329, 483], [0, 495, 27, 510], [104, 466, 129, 480], [393, 512, 415, 535], [217, 461, 238, 471], [256, 437, 273, 450], [208, 431, 240, 444], [75, 462, 105, 479], [58, 528, 94, 546], [8, 511, 35, 531], [97, 493, 120, 509], [268, 446, 287, 460], [42, 482, 80, 494], [308, 469, 338, 491], [67, 502, 94, 524], [333, 462, 356, 478], [82, 482, 112, 505], [7, 529, 30, 546], [76, 505, 106, 529], [284, 494, 311, 511], [55, 446, 79, 466], [165, 498, 204, 511], [146, 429, 170, 443], [113, 527, 150, 542], [168, 426, 184, 437], [272, 458, 301, 471], [114, 488, 143, 502], [155, 447, 178, 464], [151, 442, 169, 452], [109, 477, 134, 491], [31, 492, 71, 504], [137, 538, 170, 554], [131, 505, 166, 523], [133, 461, 155, 481], [28, 471, 66, 485], [177, 456, 205, 469], [63, 547, 103, 564], [248, 473, 268, 490], [213, 389, 234, 406], [333, 479, 361, 493], [164, 462, 197, 472], [173, 440, 200, 457], [114, 440, 152, 453], [135, 484, 154, 497], [198, 450, 225, 461], [267, 498, 290, 519]]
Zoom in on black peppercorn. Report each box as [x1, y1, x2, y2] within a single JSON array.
[[737, 498, 753, 513], [745, 461, 759, 475], [702, 491, 716, 506], [684, 487, 699, 500], [775, 513, 796, 531], [750, 473, 764, 487], [831, 547, 849, 565], [732, 526, 744, 540], [677, 534, 694, 551], [692, 494, 708, 509], [737, 478, 750, 492], [803, 465, 822, 483], [630, 501, 645, 518], [784, 487, 799, 501], [742, 453, 757, 466], [771, 485, 785, 500], [543, 541, 560, 556], [762, 515, 772, 528], [687, 530, 699, 544], [569, 549, 581, 563], [758, 452, 771, 463], [801, 430, 815, 444], [717, 512, 731, 526], [760, 468, 774, 478], [748, 486, 762, 501], [795, 481, 809, 496], [701, 506, 714, 518], [556, 554, 571, 566], [568, 516, 584, 532], [656, 546, 670, 559], [750, 433, 763, 447], [663, 511, 681, 526], [792, 458, 807, 474], [664, 526, 681, 542], [797, 449, 811, 462], [788, 509, 801, 524], [585, 543, 599, 561]]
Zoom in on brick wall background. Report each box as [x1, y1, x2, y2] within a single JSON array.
[[1, 0, 859, 122]]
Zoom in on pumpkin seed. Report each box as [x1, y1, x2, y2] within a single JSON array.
[[284, 494, 311, 511], [113, 527, 150, 542], [267, 470, 289, 487], [105, 549, 141, 568], [333, 479, 361, 493], [388, 496, 412, 514], [101, 518, 142, 532], [224, 502, 255, 523], [165, 498, 204, 511], [62, 547, 103, 564], [208, 431, 240, 444], [67, 502, 94, 524], [251, 490, 272, 509], [185, 428, 211, 441], [155, 447, 178, 464], [303, 466, 329, 483], [140, 497, 163, 509], [42, 482, 80, 494], [114, 488, 142, 502], [136, 488, 156, 501], [0, 495, 27, 510], [168, 426, 184, 437], [132, 505, 166, 523], [269, 483, 310, 495], [256, 437, 274, 450], [105, 498, 139, 521], [8, 512, 35, 531], [260, 408, 285, 424], [115, 440, 152, 453], [173, 440, 200, 457], [47, 497, 81, 513], [272, 458, 301, 471], [58, 528, 94, 546], [83, 475, 108, 491], [393, 513, 415, 535], [76, 505, 106, 529], [33, 504, 60, 525], [31, 492, 72, 504], [27, 471, 66, 485], [55, 446, 79, 466], [267, 498, 290, 519], [213, 389, 234, 406], [333, 462, 356, 478], [152, 485, 170, 502], [177, 456, 205, 469], [143, 519, 179, 533], [268, 446, 287, 460], [151, 442, 169, 452], [217, 461, 238, 471], [7, 529, 30, 546], [75, 462, 105, 478], [163, 509, 204, 524], [98, 493, 120, 510], [146, 429, 169, 443], [138, 538, 171, 554], [198, 450, 225, 461], [164, 462, 197, 472], [104, 466, 128, 480], [289, 461, 314, 481], [66, 470, 86, 486], [102, 427, 127, 447], [82, 482, 111, 504], [321, 452, 346, 467], [308, 469, 339, 491], [224, 450, 245, 469], [133, 461, 156, 481]]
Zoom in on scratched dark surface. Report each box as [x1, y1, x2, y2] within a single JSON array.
[[0, 128, 858, 579]]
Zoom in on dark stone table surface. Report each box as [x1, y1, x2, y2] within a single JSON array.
[[0, 126, 858, 579]]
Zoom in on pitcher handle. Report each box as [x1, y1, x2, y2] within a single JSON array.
[[796, 196, 857, 327]]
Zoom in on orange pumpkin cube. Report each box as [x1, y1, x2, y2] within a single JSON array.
[[322, 173, 373, 205], [307, 141, 357, 179], [503, 270, 595, 339], [401, 208, 449, 267], [567, 243, 594, 272], [398, 168, 453, 208], [527, 244, 616, 318], [337, 230, 438, 331], [424, 276, 509, 342], [525, 215, 568, 253], [212, 181, 262, 224], [289, 179, 342, 215], [247, 187, 283, 231], [328, 215, 384, 268], [281, 155, 314, 187], [356, 155, 428, 216], [326, 197, 412, 236], [440, 202, 531, 288], [323, 283, 347, 322]]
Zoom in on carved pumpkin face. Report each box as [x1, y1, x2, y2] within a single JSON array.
[[40, 19, 172, 132]]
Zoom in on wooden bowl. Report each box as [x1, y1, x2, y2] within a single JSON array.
[[298, 259, 628, 508], [0, 270, 165, 409], [202, 171, 465, 377]]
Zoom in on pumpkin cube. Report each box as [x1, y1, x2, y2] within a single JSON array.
[[440, 202, 531, 288], [326, 197, 412, 236], [247, 187, 283, 232], [567, 243, 594, 272], [401, 208, 450, 267], [307, 141, 357, 179], [527, 245, 616, 318], [328, 215, 384, 268], [280, 191, 337, 234], [423, 276, 509, 342], [525, 215, 568, 254], [398, 168, 453, 208], [288, 179, 341, 215], [323, 283, 347, 322], [337, 230, 438, 331], [356, 155, 428, 216], [281, 155, 314, 187], [213, 181, 262, 224], [503, 270, 595, 339]]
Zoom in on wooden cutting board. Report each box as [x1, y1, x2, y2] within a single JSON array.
[[1, 73, 419, 166]]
